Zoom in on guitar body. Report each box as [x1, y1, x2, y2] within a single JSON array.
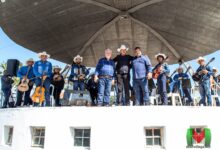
[[192, 73, 201, 82], [18, 78, 30, 92], [153, 66, 162, 79], [31, 86, 45, 103]]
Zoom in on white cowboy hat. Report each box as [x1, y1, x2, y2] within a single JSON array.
[[117, 45, 129, 52], [26, 58, 34, 63], [213, 67, 218, 71], [38, 51, 50, 58], [196, 56, 205, 63], [53, 65, 61, 70], [155, 53, 166, 59], [73, 55, 83, 63]]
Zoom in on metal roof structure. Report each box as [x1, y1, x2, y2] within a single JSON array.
[[1, 0, 220, 66]]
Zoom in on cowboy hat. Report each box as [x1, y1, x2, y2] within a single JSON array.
[[213, 67, 218, 71], [155, 53, 166, 59], [196, 56, 205, 63], [53, 65, 61, 70], [117, 45, 129, 52], [26, 58, 34, 63], [73, 55, 83, 63], [38, 51, 50, 58]]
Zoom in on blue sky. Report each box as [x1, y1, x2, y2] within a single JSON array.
[[0, 27, 220, 74]]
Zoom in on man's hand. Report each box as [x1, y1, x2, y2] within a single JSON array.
[[23, 76, 27, 80], [94, 75, 99, 83], [112, 80, 115, 85], [147, 72, 152, 80], [42, 75, 47, 80], [202, 70, 208, 74], [178, 77, 183, 80]]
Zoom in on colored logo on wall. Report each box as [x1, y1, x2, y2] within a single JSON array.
[[186, 128, 211, 148]]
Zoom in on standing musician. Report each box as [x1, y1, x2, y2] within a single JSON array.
[[131, 47, 152, 106], [51, 66, 65, 106], [16, 58, 35, 107], [69, 55, 88, 91], [33, 51, 52, 106], [153, 53, 170, 105], [172, 67, 193, 105], [194, 57, 213, 106], [210, 67, 219, 106], [113, 45, 133, 106], [1, 71, 14, 108]]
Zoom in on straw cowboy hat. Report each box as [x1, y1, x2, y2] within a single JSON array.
[[73, 55, 83, 63], [117, 45, 129, 52], [196, 56, 205, 63], [155, 53, 166, 59], [53, 65, 61, 70], [213, 67, 218, 72], [26, 58, 34, 63], [38, 51, 50, 58]]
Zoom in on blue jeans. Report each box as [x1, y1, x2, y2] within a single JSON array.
[[97, 78, 112, 106], [157, 74, 168, 105], [2, 89, 11, 108], [199, 80, 212, 106], [133, 77, 150, 105], [73, 80, 85, 91], [35, 78, 51, 106]]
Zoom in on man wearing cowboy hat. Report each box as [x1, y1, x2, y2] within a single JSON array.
[[171, 66, 193, 105], [210, 67, 220, 106], [131, 47, 152, 106], [33, 51, 52, 106], [113, 44, 133, 106], [51, 65, 65, 106], [153, 53, 170, 105], [69, 55, 88, 91], [16, 58, 35, 107], [95, 48, 116, 106], [195, 56, 213, 106]]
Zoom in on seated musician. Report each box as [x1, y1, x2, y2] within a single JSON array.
[[16, 58, 35, 107], [33, 51, 52, 106], [51, 66, 65, 106], [195, 57, 213, 106], [153, 53, 170, 105], [131, 47, 152, 106], [69, 55, 88, 91], [210, 67, 219, 106], [172, 67, 193, 105], [1, 71, 14, 108]]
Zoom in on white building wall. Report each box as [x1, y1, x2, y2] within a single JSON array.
[[0, 106, 219, 150]]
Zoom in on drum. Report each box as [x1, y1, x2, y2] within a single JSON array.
[[182, 79, 191, 89]]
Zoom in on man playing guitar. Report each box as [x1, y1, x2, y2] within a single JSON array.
[[16, 58, 35, 107], [194, 57, 213, 106], [153, 53, 170, 105]]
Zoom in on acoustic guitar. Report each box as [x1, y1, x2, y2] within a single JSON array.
[[17, 66, 31, 92], [31, 75, 46, 104], [153, 56, 169, 79]]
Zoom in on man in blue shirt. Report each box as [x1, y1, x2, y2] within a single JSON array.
[[153, 53, 170, 105], [172, 67, 193, 105], [16, 58, 35, 107], [33, 51, 52, 106], [132, 47, 152, 106], [95, 49, 116, 106], [69, 55, 88, 91], [195, 57, 213, 106]]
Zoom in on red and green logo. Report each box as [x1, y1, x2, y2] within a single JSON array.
[[186, 128, 211, 148]]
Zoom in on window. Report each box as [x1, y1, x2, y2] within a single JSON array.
[[72, 128, 91, 148], [4, 126, 13, 146], [31, 127, 45, 148], [145, 127, 164, 148]]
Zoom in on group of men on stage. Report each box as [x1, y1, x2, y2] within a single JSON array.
[[1, 45, 219, 108]]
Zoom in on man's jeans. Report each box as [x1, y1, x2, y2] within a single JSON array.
[[73, 80, 85, 91], [97, 78, 112, 106], [35, 78, 51, 106], [133, 77, 150, 105], [199, 80, 212, 106], [157, 74, 168, 105]]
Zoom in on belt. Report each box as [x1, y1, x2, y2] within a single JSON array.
[[98, 75, 112, 79]]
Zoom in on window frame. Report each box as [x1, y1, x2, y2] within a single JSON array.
[[4, 126, 14, 146], [144, 127, 165, 149], [71, 127, 91, 149], [30, 126, 45, 148]]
